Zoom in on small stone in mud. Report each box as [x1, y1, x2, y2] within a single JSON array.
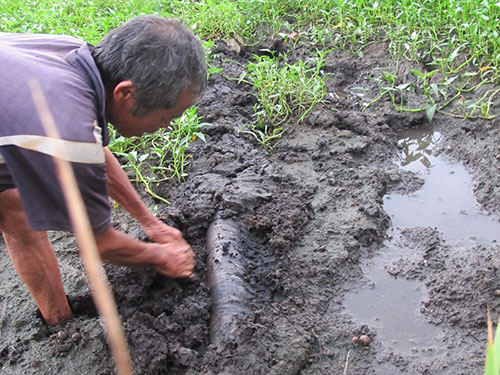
[[176, 347, 197, 366], [56, 331, 67, 341], [71, 332, 82, 342], [351, 336, 359, 344], [494, 289, 500, 296], [359, 335, 371, 347]]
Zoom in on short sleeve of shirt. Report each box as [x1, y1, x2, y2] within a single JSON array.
[[0, 33, 111, 233]]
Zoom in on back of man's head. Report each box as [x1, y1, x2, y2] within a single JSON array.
[[93, 15, 207, 116]]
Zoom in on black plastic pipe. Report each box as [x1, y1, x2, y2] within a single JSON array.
[[206, 218, 250, 350]]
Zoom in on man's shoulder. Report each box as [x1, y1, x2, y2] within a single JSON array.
[[0, 33, 105, 144], [0, 32, 83, 48], [0, 32, 84, 66]]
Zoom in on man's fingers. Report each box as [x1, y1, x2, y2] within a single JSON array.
[[178, 249, 196, 279], [155, 243, 197, 279]]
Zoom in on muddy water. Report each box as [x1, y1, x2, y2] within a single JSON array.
[[344, 127, 500, 363], [386, 128, 500, 243]]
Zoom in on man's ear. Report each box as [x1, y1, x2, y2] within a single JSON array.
[[113, 80, 136, 104]]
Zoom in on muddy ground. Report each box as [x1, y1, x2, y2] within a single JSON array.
[[1, 36, 500, 375]]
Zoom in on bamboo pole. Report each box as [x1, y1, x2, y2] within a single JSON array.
[[28, 79, 134, 375]]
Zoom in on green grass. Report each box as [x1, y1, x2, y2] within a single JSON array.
[[239, 50, 328, 145], [486, 308, 500, 375], [5, 0, 498, 63], [1, 0, 499, 199], [108, 107, 209, 204]]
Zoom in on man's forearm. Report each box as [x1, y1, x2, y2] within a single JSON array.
[[101, 149, 197, 278], [104, 147, 187, 245], [95, 227, 196, 279], [104, 147, 157, 226], [95, 226, 159, 267]]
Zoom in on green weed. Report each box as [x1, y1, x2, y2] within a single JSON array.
[[485, 308, 500, 375], [203, 39, 225, 78], [108, 107, 209, 204], [239, 51, 327, 145], [338, 0, 500, 121]]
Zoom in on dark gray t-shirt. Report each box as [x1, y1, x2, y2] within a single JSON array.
[[0, 33, 111, 233]]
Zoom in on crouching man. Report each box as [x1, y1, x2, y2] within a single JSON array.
[[0, 15, 207, 325]]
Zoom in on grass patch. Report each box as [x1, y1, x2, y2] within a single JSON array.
[[2, 0, 499, 66], [323, 0, 500, 120], [486, 308, 500, 375], [108, 107, 208, 204], [238, 50, 328, 145]]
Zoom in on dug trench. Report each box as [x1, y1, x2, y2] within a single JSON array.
[[1, 38, 500, 374]]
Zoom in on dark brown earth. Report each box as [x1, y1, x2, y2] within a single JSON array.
[[1, 36, 500, 375]]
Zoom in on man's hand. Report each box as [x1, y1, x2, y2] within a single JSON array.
[[142, 219, 197, 279], [142, 218, 184, 244], [152, 238, 196, 279], [95, 227, 196, 280]]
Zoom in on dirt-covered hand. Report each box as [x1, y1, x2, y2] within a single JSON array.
[[152, 238, 196, 279], [142, 218, 184, 244]]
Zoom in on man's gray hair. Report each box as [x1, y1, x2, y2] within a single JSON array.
[[93, 15, 207, 116]]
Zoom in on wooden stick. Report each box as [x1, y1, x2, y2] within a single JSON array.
[[28, 79, 134, 375], [343, 349, 351, 375]]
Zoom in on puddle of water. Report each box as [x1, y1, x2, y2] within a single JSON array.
[[385, 128, 500, 243], [344, 126, 500, 358], [346, 238, 442, 352]]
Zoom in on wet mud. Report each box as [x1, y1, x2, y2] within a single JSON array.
[[1, 37, 500, 375]]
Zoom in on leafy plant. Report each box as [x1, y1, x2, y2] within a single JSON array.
[[108, 107, 209, 203], [239, 50, 327, 145], [203, 40, 225, 78], [485, 309, 500, 375], [182, 0, 246, 39]]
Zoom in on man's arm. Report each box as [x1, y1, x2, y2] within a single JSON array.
[[104, 147, 196, 278], [95, 226, 195, 279], [104, 147, 182, 243]]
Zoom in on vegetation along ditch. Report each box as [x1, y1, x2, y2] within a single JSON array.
[[1, 1, 500, 374]]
